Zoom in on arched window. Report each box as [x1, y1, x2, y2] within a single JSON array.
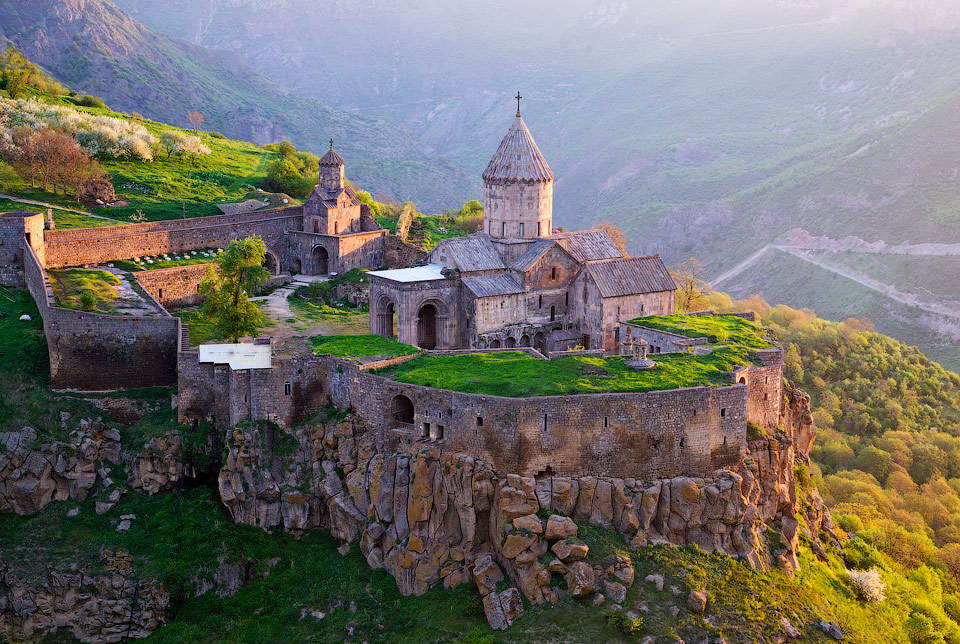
[[551, 267, 557, 280], [538, 295, 542, 309], [550, 305, 556, 321]]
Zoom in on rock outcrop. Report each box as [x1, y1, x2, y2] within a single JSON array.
[[0, 421, 121, 515], [127, 430, 195, 495], [215, 383, 819, 628], [0, 552, 169, 644]]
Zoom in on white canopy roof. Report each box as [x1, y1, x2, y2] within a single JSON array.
[[198, 343, 272, 370], [368, 263, 446, 283]]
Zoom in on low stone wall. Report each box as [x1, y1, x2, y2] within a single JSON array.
[[620, 323, 706, 354], [134, 264, 210, 308]]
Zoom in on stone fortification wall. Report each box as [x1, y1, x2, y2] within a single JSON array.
[[180, 350, 751, 480], [0, 212, 45, 287], [24, 245, 180, 390], [343, 369, 747, 479], [134, 264, 210, 308], [178, 351, 332, 429], [41, 207, 304, 268]]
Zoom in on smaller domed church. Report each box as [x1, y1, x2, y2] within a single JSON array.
[[368, 108, 677, 353]]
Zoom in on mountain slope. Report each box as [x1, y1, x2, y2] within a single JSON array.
[[0, 0, 471, 212], [111, 0, 960, 371]]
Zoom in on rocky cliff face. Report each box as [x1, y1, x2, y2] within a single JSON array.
[[0, 550, 169, 644], [0, 421, 121, 515], [217, 385, 821, 628]]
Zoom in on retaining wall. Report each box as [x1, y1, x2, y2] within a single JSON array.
[[24, 244, 180, 390]]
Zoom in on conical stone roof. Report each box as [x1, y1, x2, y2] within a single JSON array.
[[319, 142, 345, 167], [482, 114, 553, 184]]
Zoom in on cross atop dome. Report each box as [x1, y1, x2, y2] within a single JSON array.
[[515, 91, 522, 117]]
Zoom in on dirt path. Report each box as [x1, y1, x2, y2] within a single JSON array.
[[711, 245, 774, 286], [250, 275, 346, 339], [0, 193, 124, 222]]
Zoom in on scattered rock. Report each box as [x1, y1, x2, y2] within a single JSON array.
[[116, 514, 136, 532], [564, 561, 596, 598], [780, 616, 800, 638], [18, 314, 30, 321], [544, 514, 578, 540], [670, 584, 681, 595], [818, 620, 844, 640], [687, 589, 708, 614], [551, 540, 588, 562], [669, 605, 680, 616], [604, 579, 627, 604], [547, 558, 568, 574], [473, 556, 505, 597], [593, 593, 605, 606], [337, 543, 350, 556], [66, 507, 80, 517], [645, 573, 665, 591]]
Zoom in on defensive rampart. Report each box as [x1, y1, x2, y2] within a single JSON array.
[[24, 243, 181, 390], [177, 348, 774, 479], [41, 207, 304, 268]]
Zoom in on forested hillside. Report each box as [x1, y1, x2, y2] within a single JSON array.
[[711, 292, 960, 630]]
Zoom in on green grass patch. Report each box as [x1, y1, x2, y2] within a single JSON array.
[[309, 334, 418, 361], [0, 197, 120, 229], [630, 314, 773, 349], [376, 348, 758, 397], [47, 268, 121, 313]]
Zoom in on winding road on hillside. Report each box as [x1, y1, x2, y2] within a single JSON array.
[[713, 244, 960, 322]]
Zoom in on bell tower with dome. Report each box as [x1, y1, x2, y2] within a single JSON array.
[[482, 94, 554, 239]]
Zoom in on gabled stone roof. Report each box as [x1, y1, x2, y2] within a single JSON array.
[[509, 238, 556, 271], [462, 274, 526, 298], [430, 233, 506, 272], [550, 230, 623, 262], [482, 115, 553, 184], [586, 255, 676, 297]]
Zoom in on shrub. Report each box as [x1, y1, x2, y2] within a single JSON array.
[[77, 95, 106, 109], [905, 612, 947, 644], [837, 513, 865, 533], [461, 627, 494, 644], [747, 421, 768, 441], [847, 568, 886, 602], [209, 131, 226, 139], [604, 608, 642, 634], [78, 291, 97, 311]]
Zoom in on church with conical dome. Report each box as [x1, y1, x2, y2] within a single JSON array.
[[368, 107, 677, 353]]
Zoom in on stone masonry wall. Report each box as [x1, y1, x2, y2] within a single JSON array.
[[41, 207, 304, 268], [24, 245, 180, 390], [134, 264, 210, 308]]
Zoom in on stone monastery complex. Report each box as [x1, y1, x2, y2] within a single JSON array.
[[0, 105, 820, 630]]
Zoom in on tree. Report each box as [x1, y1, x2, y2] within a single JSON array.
[[199, 236, 271, 343], [160, 131, 188, 159], [590, 222, 628, 255], [187, 111, 205, 131], [669, 258, 711, 312], [5, 70, 28, 99]]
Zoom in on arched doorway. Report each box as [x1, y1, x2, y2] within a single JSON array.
[[520, 334, 531, 347], [263, 251, 279, 275], [490, 339, 501, 349], [417, 304, 438, 349], [533, 332, 545, 353], [738, 376, 747, 384], [376, 297, 396, 338], [505, 336, 517, 348], [389, 395, 414, 427], [291, 258, 302, 275], [313, 246, 329, 275]]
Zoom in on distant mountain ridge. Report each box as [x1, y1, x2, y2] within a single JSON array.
[[111, 0, 960, 372], [0, 0, 472, 212]]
